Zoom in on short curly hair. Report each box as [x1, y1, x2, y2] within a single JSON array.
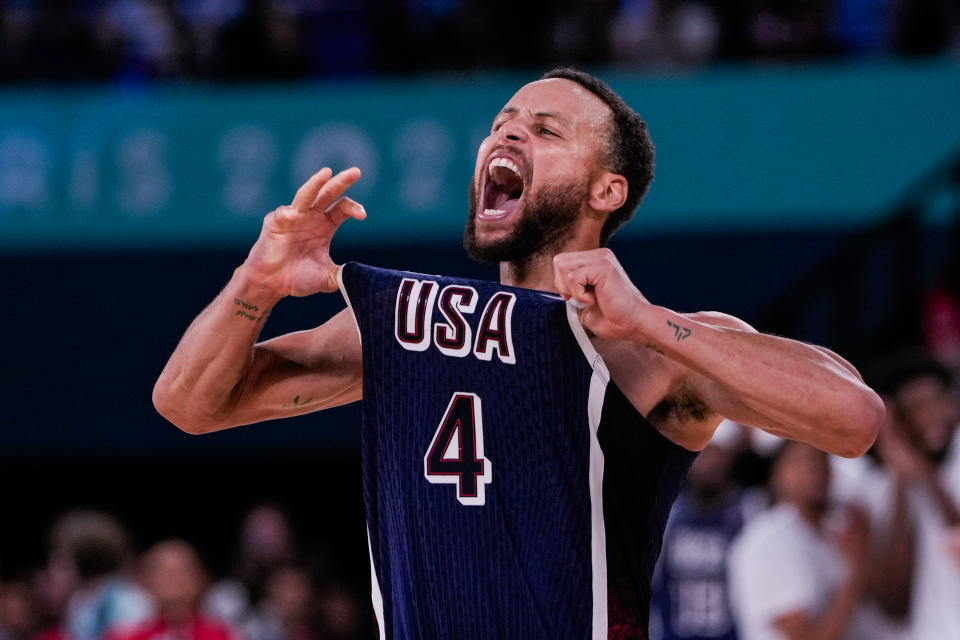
[[540, 67, 655, 245]]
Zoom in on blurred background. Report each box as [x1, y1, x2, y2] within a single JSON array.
[[2, 1, 960, 639]]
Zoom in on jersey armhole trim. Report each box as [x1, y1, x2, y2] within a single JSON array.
[[567, 300, 611, 639], [366, 528, 386, 640], [337, 263, 363, 346], [565, 301, 609, 384]]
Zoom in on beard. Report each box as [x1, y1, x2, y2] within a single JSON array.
[[916, 428, 954, 467], [463, 178, 586, 264]]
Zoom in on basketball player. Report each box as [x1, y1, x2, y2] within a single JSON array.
[[153, 68, 884, 639]]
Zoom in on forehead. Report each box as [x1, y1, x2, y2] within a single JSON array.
[[501, 78, 612, 131], [897, 375, 950, 405], [776, 442, 827, 467]]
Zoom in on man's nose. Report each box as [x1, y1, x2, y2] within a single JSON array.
[[497, 119, 527, 143]]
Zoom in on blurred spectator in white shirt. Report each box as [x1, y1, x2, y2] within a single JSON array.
[[240, 565, 315, 640], [728, 441, 871, 640], [650, 420, 756, 640], [867, 352, 960, 639]]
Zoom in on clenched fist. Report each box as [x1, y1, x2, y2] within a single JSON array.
[[553, 248, 651, 341]]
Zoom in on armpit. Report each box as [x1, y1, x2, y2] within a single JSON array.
[[648, 385, 713, 425]]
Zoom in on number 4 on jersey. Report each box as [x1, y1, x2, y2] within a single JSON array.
[[424, 392, 492, 506]]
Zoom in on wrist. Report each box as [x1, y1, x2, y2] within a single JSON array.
[[846, 564, 868, 593], [631, 305, 691, 349], [233, 264, 285, 306]]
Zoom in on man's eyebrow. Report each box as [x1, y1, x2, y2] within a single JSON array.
[[534, 111, 570, 126], [497, 107, 572, 127]]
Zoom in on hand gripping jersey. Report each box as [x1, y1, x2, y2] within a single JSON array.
[[338, 263, 698, 640]]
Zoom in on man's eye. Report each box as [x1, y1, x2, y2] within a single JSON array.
[[539, 126, 556, 136]]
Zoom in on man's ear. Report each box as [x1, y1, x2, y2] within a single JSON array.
[[588, 172, 628, 214]]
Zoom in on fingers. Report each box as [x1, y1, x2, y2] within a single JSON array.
[[326, 264, 342, 292], [310, 167, 362, 211], [325, 197, 367, 227], [554, 261, 570, 300], [269, 169, 366, 239], [568, 276, 598, 308], [290, 166, 362, 212], [291, 167, 333, 210], [553, 253, 599, 307]]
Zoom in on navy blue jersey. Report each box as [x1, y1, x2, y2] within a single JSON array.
[[651, 492, 744, 640], [338, 262, 697, 640]]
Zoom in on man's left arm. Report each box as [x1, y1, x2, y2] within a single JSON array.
[[554, 249, 884, 457]]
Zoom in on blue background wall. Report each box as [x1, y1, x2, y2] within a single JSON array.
[[2, 62, 958, 252], [2, 61, 958, 455]]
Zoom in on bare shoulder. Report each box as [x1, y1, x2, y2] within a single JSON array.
[[593, 337, 675, 414]]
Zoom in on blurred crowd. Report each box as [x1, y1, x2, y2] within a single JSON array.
[[5, 330, 959, 640], [0, 504, 370, 640], [0, 0, 958, 83], [645, 253, 960, 640], [2, 308, 959, 640], [650, 334, 960, 639]]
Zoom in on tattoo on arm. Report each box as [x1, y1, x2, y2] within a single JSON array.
[[234, 298, 265, 323], [645, 342, 666, 355], [667, 320, 692, 342], [282, 394, 314, 409]]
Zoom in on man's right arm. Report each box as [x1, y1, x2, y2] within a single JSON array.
[[153, 166, 366, 434], [152, 267, 361, 434]]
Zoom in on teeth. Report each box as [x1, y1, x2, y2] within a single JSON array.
[[483, 208, 505, 216], [488, 157, 520, 176]]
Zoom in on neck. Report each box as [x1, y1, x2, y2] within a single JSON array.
[[690, 485, 730, 507], [793, 501, 826, 529], [162, 605, 195, 626], [498, 221, 601, 290], [499, 252, 557, 291]]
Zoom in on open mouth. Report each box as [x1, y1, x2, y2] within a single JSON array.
[[479, 156, 525, 220]]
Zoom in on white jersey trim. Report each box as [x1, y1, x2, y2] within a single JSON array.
[[343, 266, 379, 636], [566, 301, 610, 639], [366, 528, 386, 640], [336, 264, 363, 345], [565, 301, 609, 383]]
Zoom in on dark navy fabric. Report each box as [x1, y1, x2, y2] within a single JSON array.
[[341, 262, 597, 640], [339, 262, 698, 640], [599, 385, 699, 639]]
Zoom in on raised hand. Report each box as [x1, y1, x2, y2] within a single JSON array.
[[835, 504, 870, 584], [552, 248, 650, 340], [875, 402, 930, 483], [945, 525, 960, 567], [243, 167, 365, 298]]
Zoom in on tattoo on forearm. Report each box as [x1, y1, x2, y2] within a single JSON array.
[[234, 298, 265, 323], [282, 394, 314, 409], [667, 320, 692, 342], [645, 342, 666, 355]]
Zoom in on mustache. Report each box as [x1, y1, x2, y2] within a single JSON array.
[[478, 145, 527, 181], [489, 144, 525, 159]]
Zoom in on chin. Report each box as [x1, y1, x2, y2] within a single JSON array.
[[473, 213, 520, 239], [464, 175, 584, 264]]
